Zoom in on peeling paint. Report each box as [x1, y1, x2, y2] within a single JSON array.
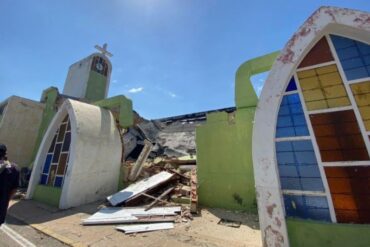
[[264, 226, 284, 247], [267, 203, 277, 218]]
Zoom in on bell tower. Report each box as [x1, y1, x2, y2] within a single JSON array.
[[62, 43, 113, 102]]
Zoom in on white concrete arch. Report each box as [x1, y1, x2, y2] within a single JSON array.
[[252, 6, 370, 247], [26, 99, 121, 209]]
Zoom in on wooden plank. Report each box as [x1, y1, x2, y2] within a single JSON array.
[[142, 193, 169, 204], [145, 187, 175, 211], [116, 223, 174, 234], [128, 140, 153, 181], [107, 171, 175, 206]]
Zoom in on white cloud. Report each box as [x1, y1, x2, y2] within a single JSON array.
[[168, 92, 177, 98], [128, 87, 144, 93], [112, 79, 118, 84]]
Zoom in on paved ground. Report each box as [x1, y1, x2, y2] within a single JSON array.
[[0, 215, 67, 247], [7, 199, 262, 247]]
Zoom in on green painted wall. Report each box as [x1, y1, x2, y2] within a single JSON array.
[[33, 185, 62, 207], [30, 87, 59, 168], [94, 95, 134, 128], [197, 110, 257, 211], [287, 218, 370, 247], [85, 71, 107, 102], [196, 52, 279, 211]]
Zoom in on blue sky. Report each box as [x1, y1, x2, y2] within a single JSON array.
[[1, 1, 369, 119]]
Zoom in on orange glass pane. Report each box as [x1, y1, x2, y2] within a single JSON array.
[[325, 166, 370, 223], [310, 110, 369, 161]]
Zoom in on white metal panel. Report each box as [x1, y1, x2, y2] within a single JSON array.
[[116, 223, 174, 234], [82, 206, 181, 225], [107, 171, 174, 206]]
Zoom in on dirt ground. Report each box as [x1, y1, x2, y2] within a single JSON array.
[[9, 199, 262, 247]]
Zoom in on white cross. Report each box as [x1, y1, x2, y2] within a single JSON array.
[[94, 43, 113, 57]]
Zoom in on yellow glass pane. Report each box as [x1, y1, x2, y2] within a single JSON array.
[[297, 69, 316, 79], [306, 100, 328, 111], [327, 97, 351, 108], [324, 85, 348, 98], [303, 89, 325, 101], [354, 94, 370, 107], [300, 77, 320, 90], [316, 64, 337, 74], [359, 107, 370, 120], [319, 72, 342, 86], [364, 120, 370, 131], [351, 81, 370, 94]]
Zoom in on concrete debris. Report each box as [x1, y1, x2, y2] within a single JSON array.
[[84, 110, 203, 234]]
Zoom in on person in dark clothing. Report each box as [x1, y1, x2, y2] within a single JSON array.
[[0, 144, 19, 226]]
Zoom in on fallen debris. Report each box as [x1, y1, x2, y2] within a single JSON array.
[[107, 171, 175, 206], [190, 168, 198, 213], [82, 206, 180, 225], [218, 219, 242, 228], [128, 140, 153, 181], [116, 223, 174, 234], [145, 186, 175, 211]]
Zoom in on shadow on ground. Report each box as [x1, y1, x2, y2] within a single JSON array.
[[205, 207, 260, 230], [8, 198, 103, 226]]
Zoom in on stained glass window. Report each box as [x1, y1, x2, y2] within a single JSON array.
[[310, 110, 369, 162], [276, 94, 309, 138], [284, 194, 331, 221], [40, 115, 71, 188], [276, 140, 324, 191], [275, 35, 370, 223], [325, 166, 370, 223], [351, 81, 370, 131], [297, 64, 350, 111], [331, 35, 370, 81]]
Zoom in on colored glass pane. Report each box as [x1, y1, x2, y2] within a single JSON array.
[[331, 35, 370, 81], [57, 124, 67, 142], [62, 132, 71, 152], [310, 110, 369, 162], [57, 153, 68, 175], [297, 64, 350, 111], [39, 115, 71, 187], [286, 77, 298, 92], [54, 176, 64, 188], [283, 194, 331, 221], [325, 166, 370, 223], [276, 94, 309, 138], [276, 140, 324, 191], [40, 174, 48, 185], [298, 37, 334, 68], [351, 81, 370, 131], [42, 154, 52, 174]]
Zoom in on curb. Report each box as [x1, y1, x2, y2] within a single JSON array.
[[8, 212, 87, 247]]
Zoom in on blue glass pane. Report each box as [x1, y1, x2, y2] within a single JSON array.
[[40, 174, 48, 185], [54, 176, 64, 188], [286, 77, 298, 92], [42, 154, 52, 174], [283, 194, 331, 222], [276, 140, 324, 191], [276, 94, 309, 138], [331, 35, 370, 80]]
